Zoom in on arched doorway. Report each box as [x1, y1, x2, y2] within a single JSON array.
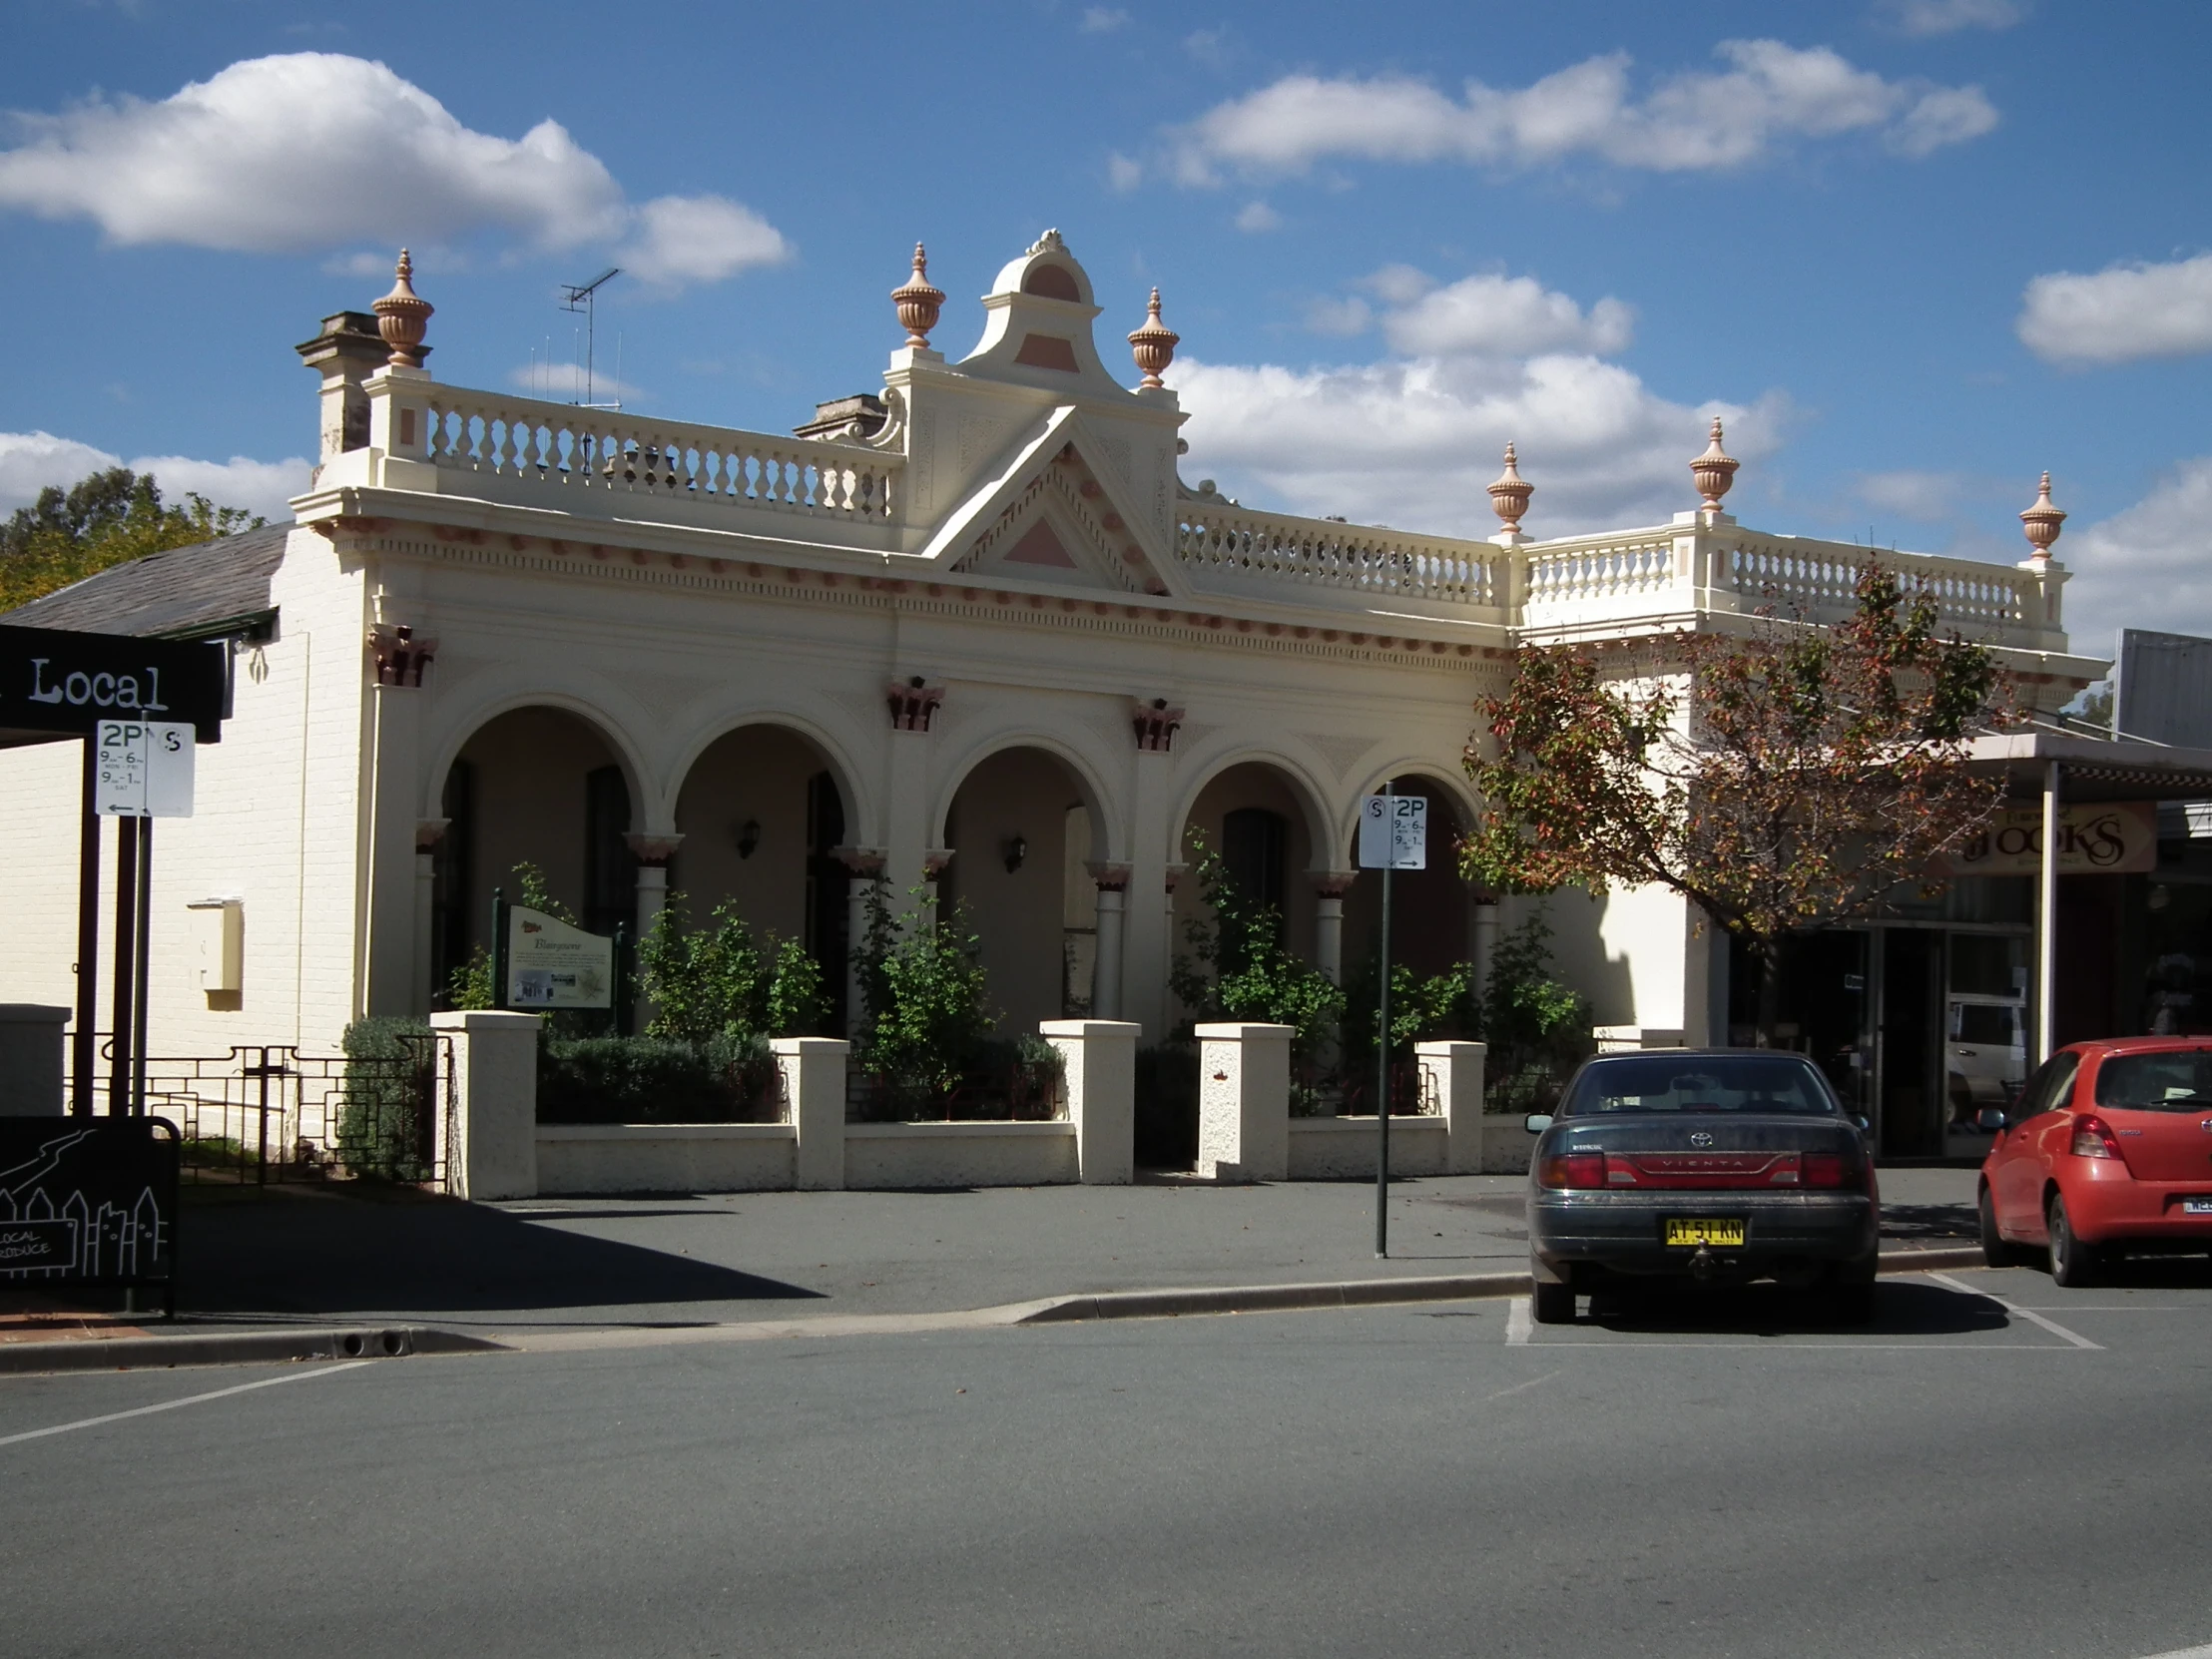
[[1174, 761, 1324, 981], [939, 747, 1103, 1035], [671, 725, 855, 1030], [432, 706, 636, 1003]]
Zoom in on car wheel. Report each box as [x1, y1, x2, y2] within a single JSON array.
[[1530, 1281, 1576, 1325], [1978, 1186, 2018, 1269], [2047, 1192, 2098, 1288]]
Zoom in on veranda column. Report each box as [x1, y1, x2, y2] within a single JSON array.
[[1311, 871, 1357, 985], [833, 846, 886, 1039], [625, 834, 682, 944], [1161, 862, 1188, 1036], [1087, 863, 1131, 1020], [1472, 897, 1500, 994], [362, 621, 436, 1018], [412, 818, 448, 1015], [1126, 700, 1183, 1040]]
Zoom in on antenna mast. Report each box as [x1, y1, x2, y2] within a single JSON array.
[[559, 268, 622, 407]]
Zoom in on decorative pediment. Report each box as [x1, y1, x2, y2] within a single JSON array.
[[920, 406, 1183, 599]]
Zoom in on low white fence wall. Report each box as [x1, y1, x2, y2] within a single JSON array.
[[446, 1017, 1530, 1196]]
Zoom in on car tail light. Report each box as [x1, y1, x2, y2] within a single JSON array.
[[1538, 1151, 1606, 1189], [1803, 1152, 1861, 1189], [2071, 1114, 2124, 1160]]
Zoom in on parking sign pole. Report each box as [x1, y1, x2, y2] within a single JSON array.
[[1377, 782, 1392, 1259], [72, 740, 100, 1116], [132, 818, 154, 1116]]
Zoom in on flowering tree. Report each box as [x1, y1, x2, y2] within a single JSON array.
[[1461, 566, 2018, 1043]]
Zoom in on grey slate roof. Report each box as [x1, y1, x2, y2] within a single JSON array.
[[0, 522, 290, 639]]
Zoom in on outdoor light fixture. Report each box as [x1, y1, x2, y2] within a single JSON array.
[[1003, 833, 1027, 874], [736, 819, 762, 859]]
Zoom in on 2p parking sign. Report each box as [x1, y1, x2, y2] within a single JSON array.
[[1359, 793, 1426, 869]]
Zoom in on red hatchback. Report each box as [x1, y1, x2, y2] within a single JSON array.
[[1980, 1037, 2212, 1286]]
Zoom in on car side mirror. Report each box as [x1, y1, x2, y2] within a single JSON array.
[[1855, 1116, 1871, 1134], [1975, 1107, 2007, 1132], [1524, 1113, 1553, 1135]]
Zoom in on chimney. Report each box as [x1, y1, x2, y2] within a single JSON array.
[[294, 310, 396, 463]]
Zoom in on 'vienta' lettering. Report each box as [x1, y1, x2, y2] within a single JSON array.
[[23, 658, 166, 713]]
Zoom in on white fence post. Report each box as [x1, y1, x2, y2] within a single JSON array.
[[775, 1037, 849, 1191], [1194, 1022, 1292, 1182], [0, 1005, 69, 1115], [1041, 1019, 1138, 1185], [430, 1010, 541, 1200], [1415, 1040, 1487, 1175]]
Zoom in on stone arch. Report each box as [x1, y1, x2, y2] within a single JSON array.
[[662, 707, 875, 851], [1165, 744, 1337, 873], [421, 686, 654, 831], [928, 728, 1122, 865], [1338, 764, 1485, 986], [933, 737, 1119, 1034], [1170, 752, 1339, 976]]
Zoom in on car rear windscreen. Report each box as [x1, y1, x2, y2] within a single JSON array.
[[2094, 1050, 2212, 1112], [1562, 1057, 1839, 1116]]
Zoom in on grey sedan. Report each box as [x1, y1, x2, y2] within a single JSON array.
[[1524, 1050, 1881, 1324]]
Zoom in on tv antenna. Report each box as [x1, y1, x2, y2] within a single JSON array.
[[559, 267, 622, 407]]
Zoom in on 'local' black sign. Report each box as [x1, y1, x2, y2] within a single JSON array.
[[0, 623, 227, 743], [0, 1117, 178, 1293]]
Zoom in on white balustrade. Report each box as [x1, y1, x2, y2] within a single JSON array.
[[422, 389, 899, 522], [1524, 537, 1677, 607], [1177, 504, 1502, 609], [1723, 538, 2028, 636]]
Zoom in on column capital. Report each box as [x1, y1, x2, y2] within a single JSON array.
[[368, 622, 437, 687], [1131, 698, 1185, 753], [886, 677, 945, 732], [922, 846, 955, 878], [831, 844, 887, 876], [1163, 860, 1189, 893], [414, 817, 450, 852], [1086, 860, 1133, 892], [624, 831, 685, 866], [1309, 868, 1358, 899]]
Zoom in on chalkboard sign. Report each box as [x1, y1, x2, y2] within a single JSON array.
[[0, 1118, 179, 1309]]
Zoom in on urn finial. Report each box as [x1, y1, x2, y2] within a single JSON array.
[[1487, 441, 1533, 533], [1128, 288, 1180, 389], [1691, 415, 1739, 510], [371, 249, 433, 369], [2020, 470, 2067, 560], [891, 243, 946, 351]]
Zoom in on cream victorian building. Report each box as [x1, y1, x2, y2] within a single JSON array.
[[0, 232, 2101, 1085]]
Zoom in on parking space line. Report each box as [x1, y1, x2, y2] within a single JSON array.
[[1925, 1271, 2103, 1351], [1505, 1298, 1532, 1346], [0, 1361, 371, 1449]]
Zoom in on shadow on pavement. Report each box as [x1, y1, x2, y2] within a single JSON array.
[[177, 1185, 821, 1322], [1881, 1201, 1977, 1242], [1583, 1280, 2008, 1338]]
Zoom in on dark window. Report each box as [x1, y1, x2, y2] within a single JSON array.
[[2093, 1049, 2212, 1111], [583, 765, 633, 938], [806, 771, 847, 1032], [1222, 807, 1287, 914], [1561, 1055, 1841, 1116], [2013, 1052, 2081, 1120], [431, 761, 474, 1004]]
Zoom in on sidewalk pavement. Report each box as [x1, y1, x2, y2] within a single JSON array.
[[0, 1167, 1984, 1359]]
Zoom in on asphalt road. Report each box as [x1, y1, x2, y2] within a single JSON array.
[[8, 1262, 2212, 1658]]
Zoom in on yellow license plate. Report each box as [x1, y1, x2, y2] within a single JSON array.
[[1664, 1218, 1747, 1248]]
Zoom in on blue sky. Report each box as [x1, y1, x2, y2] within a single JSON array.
[[1, 0, 2206, 653]]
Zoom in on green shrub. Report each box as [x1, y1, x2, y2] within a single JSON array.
[[638, 893, 828, 1044], [537, 1033, 778, 1124], [1481, 913, 1592, 1113], [1168, 834, 1344, 1065], [337, 1017, 437, 1180], [850, 884, 998, 1114]]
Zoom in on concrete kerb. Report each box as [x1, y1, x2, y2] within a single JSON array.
[[0, 1325, 511, 1377], [0, 1247, 1995, 1373]]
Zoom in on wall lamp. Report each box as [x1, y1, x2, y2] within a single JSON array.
[[1003, 833, 1028, 874], [736, 819, 762, 859]]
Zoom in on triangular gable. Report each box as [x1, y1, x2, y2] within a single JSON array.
[[915, 406, 1186, 599]]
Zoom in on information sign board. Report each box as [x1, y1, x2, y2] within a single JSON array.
[[0, 1117, 178, 1299], [505, 905, 616, 1008], [0, 623, 227, 744], [1359, 794, 1428, 869], [94, 719, 196, 818]]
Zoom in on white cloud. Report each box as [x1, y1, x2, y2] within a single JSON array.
[[1169, 40, 1996, 183], [1178, 352, 1779, 533], [1877, 0, 2024, 36], [2017, 252, 2212, 366], [0, 430, 308, 520], [0, 53, 788, 290], [1857, 469, 1966, 521], [1305, 295, 1373, 335], [506, 362, 645, 403], [616, 194, 788, 289], [2068, 458, 2212, 653], [1080, 7, 1129, 32], [1234, 200, 1281, 233], [1381, 272, 1634, 357], [1106, 151, 1144, 193]]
